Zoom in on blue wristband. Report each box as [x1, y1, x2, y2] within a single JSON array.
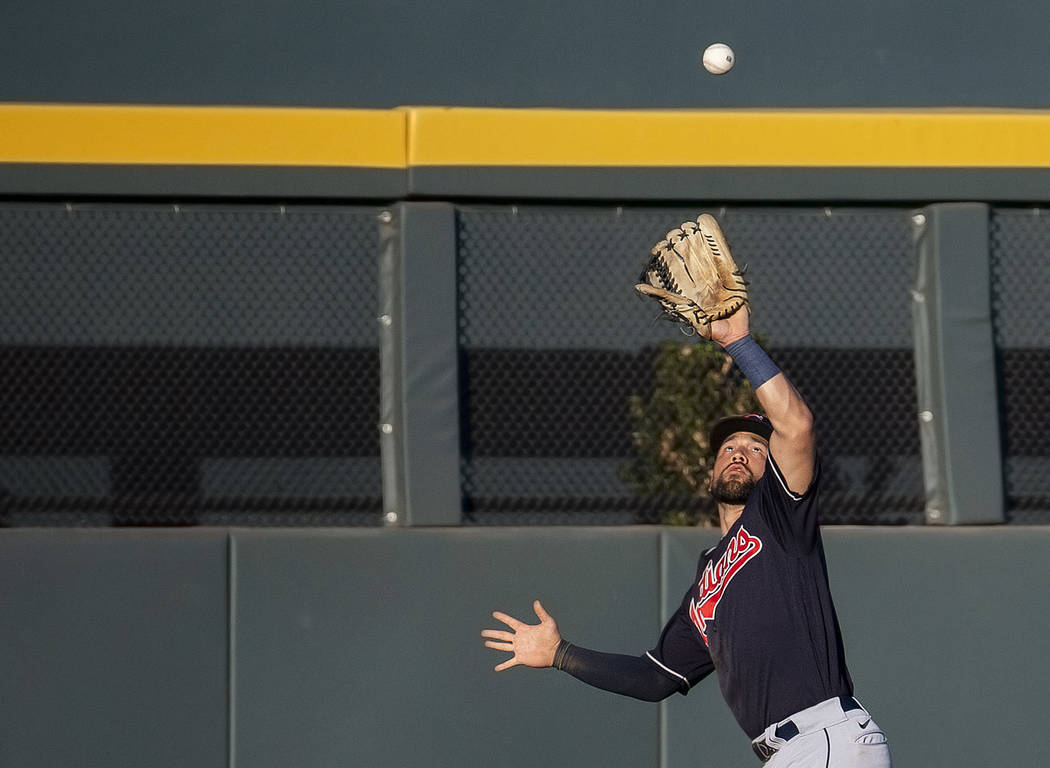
[[724, 334, 781, 389]]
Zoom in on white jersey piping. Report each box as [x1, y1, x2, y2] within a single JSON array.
[[767, 455, 804, 501], [645, 652, 690, 688]]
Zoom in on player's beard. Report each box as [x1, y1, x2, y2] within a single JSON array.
[[709, 468, 756, 504]]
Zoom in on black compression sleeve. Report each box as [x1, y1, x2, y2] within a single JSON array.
[[552, 640, 683, 702]]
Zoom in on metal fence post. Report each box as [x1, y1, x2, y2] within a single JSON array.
[[911, 203, 1004, 524], [377, 203, 462, 525]]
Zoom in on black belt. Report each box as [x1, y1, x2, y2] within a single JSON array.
[[752, 697, 862, 763]]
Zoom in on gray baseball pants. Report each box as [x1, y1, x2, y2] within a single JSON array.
[[751, 696, 892, 767]]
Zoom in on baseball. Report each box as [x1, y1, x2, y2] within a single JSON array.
[[702, 43, 735, 75]]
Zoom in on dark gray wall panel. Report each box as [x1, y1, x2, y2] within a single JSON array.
[[0, 528, 1047, 766], [410, 167, 1050, 203], [822, 527, 1050, 767], [7, 164, 1050, 203], [231, 528, 663, 768], [0, 164, 407, 199], [3, 0, 1047, 108], [396, 203, 462, 525], [0, 530, 228, 768]]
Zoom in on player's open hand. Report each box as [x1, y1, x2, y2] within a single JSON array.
[[482, 600, 561, 672]]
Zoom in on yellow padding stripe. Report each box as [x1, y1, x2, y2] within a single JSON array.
[[3, 104, 1050, 168], [0, 104, 407, 168], [409, 108, 1050, 167]]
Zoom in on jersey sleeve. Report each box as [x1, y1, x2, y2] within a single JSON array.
[[753, 453, 822, 553], [645, 585, 715, 694]]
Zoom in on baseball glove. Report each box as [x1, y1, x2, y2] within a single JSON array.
[[635, 213, 749, 337]]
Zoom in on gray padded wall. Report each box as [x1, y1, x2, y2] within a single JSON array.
[[0, 530, 228, 768], [2, 527, 1047, 767], [820, 528, 1049, 767], [230, 528, 663, 768], [3, 0, 1047, 107]]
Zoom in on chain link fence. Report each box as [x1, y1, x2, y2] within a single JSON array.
[[458, 206, 923, 525], [990, 207, 1050, 523], [4, 201, 1042, 527], [0, 204, 382, 526]]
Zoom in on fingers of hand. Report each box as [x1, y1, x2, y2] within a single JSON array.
[[532, 600, 551, 622], [481, 629, 515, 642], [493, 657, 519, 672], [491, 611, 524, 630], [482, 625, 518, 663]]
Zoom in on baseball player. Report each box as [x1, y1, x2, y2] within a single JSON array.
[[482, 216, 892, 766]]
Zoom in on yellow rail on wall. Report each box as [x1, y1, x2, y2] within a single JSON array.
[[2, 103, 1050, 168], [0, 103, 407, 168], [408, 108, 1050, 167]]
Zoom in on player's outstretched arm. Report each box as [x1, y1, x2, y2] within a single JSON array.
[[482, 601, 681, 701], [482, 600, 562, 671], [708, 309, 816, 495]]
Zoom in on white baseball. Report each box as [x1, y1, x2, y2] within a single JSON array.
[[702, 43, 735, 75]]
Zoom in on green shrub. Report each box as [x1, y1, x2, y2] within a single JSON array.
[[621, 338, 760, 526]]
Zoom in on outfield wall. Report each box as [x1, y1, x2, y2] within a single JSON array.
[[2, 527, 1047, 767], [2, 0, 1048, 109]]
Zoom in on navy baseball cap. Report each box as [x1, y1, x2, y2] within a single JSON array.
[[709, 414, 773, 452]]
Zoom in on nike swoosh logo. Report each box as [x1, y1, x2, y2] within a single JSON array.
[[858, 718, 872, 729]]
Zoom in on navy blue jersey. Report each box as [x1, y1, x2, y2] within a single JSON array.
[[645, 455, 854, 739]]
